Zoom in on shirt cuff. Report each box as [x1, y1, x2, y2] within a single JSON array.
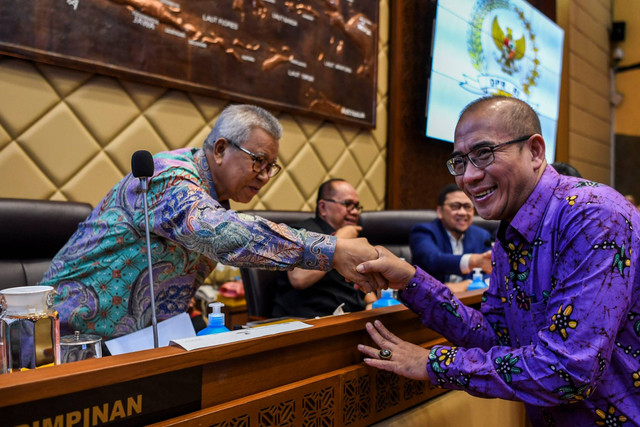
[[399, 267, 449, 306], [301, 231, 336, 271], [460, 254, 471, 275]]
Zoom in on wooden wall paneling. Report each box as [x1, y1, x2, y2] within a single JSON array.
[[614, 134, 640, 201], [199, 305, 444, 407], [150, 362, 448, 426], [386, 0, 455, 210]]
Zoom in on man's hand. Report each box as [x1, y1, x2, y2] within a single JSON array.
[[334, 224, 362, 239], [333, 237, 385, 292], [355, 245, 416, 291], [357, 320, 430, 381], [291, 225, 363, 289], [469, 250, 492, 274]]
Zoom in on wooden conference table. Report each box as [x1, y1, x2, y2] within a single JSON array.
[[1, 290, 484, 426]]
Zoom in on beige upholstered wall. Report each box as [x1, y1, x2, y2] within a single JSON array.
[[557, 0, 613, 184], [0, 1, 389, 212]]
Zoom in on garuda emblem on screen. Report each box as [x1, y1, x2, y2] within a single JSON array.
[[492, 16, 525, 74], [462, 0, 539, 99]]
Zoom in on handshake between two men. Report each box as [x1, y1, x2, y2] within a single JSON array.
[[332, 237, 416, 294]]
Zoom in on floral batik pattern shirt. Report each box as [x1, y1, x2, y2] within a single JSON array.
[[401, 166, 640, 426], [40, 148, 335, 339]]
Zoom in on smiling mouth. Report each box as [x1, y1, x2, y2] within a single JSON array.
[[474, 187, 495, 200]]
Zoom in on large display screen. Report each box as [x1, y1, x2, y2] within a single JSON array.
[[425, 0, 564, 163]]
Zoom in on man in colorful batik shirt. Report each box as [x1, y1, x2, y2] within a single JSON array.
[[40, 104, 378, 340], [356, 96, 640, 425]]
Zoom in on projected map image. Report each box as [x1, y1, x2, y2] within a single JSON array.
[[0, 0, 378, 126]]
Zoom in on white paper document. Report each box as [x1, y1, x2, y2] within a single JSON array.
[[170, 321, 313, 351], [105, 312, 196, 355]]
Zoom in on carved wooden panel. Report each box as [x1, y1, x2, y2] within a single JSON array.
[[173, 364, 444, 426], [375, 370, 400, 412], [259, 399, 296, 426], [403, 378, 426, 401], [0, 0, 379, 127], [302, 387, 334, 426], [211, 415, 250, 427], [343, 374, 371, 425]]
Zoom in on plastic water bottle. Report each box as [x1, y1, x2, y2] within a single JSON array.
[[372, 289, 402, 308], [197, 302, 230, 335], [467, 268, 489, 290]]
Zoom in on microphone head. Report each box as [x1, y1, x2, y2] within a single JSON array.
[[131, 150, 155, 178]]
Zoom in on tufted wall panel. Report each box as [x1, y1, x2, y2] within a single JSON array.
[[0, 0, 389, 213]]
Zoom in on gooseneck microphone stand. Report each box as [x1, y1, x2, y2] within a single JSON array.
[[131, 150, 159, 349]]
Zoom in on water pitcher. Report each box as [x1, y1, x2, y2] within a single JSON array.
[[0, 285, 60, 373]]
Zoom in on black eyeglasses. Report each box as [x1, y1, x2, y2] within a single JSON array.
[[444, 202, 474, 212], [228, 140, 282, 178], [446, 135, 532, 176], [322, 198, 363, 212]]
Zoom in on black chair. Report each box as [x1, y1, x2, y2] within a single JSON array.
[[359, 210, 439, 262], [239, 268, 281, 320], [0, 198, 93, 289], [360, 210, 499, 263]]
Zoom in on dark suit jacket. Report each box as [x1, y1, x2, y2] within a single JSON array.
[[409, 218, 492, 283]]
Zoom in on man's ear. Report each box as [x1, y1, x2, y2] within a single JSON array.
[[436, 205, 444, 220], [529, 134, 546, 169], [317, 200, 328, 218], [212, 138, 229, 165]]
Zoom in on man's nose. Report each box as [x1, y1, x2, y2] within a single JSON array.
[[462, 160, 485, 183], [256, 167, 270, 182]]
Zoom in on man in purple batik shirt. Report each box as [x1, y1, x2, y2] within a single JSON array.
[[356, 96, 640, 425]]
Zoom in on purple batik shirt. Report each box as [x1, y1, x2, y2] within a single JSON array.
[[401, 166, 640, 426]]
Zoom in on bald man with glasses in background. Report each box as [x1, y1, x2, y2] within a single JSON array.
[[410, 183, 492, 291], [272, 179, 377, 318]]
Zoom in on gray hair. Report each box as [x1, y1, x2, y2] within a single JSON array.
[[203, 104, 283, 150]]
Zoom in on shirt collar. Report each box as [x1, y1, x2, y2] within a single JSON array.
[[445, 228, 465, 244], [193, 148, 230, 209], [501, 165, 559, 244]]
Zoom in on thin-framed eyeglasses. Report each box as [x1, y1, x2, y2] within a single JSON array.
[[446, 135, 533, 176], [322, 198, 363, 212], [228, 140, 282, 177], [444, 202, 474, 212]]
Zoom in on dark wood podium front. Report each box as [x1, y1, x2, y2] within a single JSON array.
[[0, 291, 483, 426]]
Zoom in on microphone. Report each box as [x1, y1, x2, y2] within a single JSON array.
[[131, 150, 155, 178], [131, 150, 159, 349]]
